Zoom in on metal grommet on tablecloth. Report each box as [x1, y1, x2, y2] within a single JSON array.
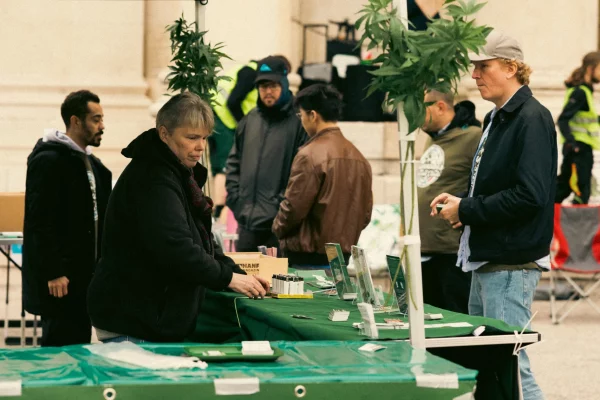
[[294, 385, 307, 398], [103, 387, 117, 400]]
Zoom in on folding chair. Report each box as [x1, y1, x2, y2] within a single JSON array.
[[550, 204, 600, 324]]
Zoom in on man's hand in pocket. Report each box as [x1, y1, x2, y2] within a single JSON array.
[[48, 276, 69, 298]]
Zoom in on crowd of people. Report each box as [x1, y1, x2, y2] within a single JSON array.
[[19, 31, 600, 400]]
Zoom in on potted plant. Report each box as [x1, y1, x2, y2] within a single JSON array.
[[356, 0, 491, 347], [164, 15, 231, 196]]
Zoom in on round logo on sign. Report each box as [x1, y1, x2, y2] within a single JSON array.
[[417, 144, 445, 188]]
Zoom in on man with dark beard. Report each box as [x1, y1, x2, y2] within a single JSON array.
[[226, 56, 308, 252], [22, 90, 112, 346], [417, 90, 482, 314]]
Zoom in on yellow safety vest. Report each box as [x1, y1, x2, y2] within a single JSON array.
[[211, 61, 258, 130], [562, 85, 600, 150]]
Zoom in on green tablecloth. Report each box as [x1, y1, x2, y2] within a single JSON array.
[[192, 291, 524, 343], [0, 341, 477, 400], [191, 290, 526, 400]]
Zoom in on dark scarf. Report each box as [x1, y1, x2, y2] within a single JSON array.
[[187, 169, 214, 256]]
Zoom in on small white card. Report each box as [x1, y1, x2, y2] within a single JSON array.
[[359, 343, 386, 352], [241, 341, 274, 356], [424, 313, 443, 320]]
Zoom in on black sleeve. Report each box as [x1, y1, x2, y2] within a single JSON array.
[[213, 240, 245, 275], [135, 174, 234, 291], [225, 119, 246, 217], [226, 67, 257, 122], [459, 111, 556, 226], [557, 88, 588, 143], [25, 153, 70, 281]]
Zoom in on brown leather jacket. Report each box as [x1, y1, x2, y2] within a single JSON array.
[[272, 127, 373, 263]]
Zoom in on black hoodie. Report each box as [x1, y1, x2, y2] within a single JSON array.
[[87, 129, 243, 342], [225, 94, 308, 231], [22, 137, 111, 316]]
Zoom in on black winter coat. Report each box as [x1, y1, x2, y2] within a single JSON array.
[[87, 129, 243, 342], [458, 86, 558, 265], [22, 139, 112, 316], [225, 95, 308, 231]]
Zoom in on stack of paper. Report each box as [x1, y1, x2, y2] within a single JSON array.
[[241, 341, 274, 356], [328, 309, 350, 322]]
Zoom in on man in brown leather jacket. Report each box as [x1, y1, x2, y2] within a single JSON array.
[[272, 84, 373, 267]]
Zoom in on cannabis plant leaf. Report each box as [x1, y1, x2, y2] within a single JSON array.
[[356, 0, 491, 132], [165, 15, 231, 107]]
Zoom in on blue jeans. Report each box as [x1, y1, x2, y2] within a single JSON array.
[[469, 269, 544, 400], [102, 336, 147, 344]]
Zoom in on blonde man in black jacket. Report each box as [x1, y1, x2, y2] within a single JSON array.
[[431, 31, 555, 400]]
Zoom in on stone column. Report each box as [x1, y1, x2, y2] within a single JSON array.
[[464, 0, 599, 120], [0, 0, 153, 191], [463, 0, 600, 199]]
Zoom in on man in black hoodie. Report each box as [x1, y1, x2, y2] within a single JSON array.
[[226, 56, 308, 252], [417, 90, 482, 314], [22, 90, 112, 346]]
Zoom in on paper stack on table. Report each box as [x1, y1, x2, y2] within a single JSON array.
[[328, 309, 350, 322], [241, 341, 274, 356]]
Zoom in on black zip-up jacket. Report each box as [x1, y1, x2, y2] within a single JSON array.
[[87, 129, 244, 342], [225, 95, 308, 231], [458, 86, 557, 265], [22, 139, 111, 316]]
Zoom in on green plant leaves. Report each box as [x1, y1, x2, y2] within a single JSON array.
[[356, 0, 490, 132], [165, 15, 231, 107]]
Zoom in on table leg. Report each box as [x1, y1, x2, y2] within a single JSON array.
[[20, 306, 25, 347], [33, 315, 38, 347], [4, 246, 10, 346]]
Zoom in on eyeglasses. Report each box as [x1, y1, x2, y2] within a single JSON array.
[[296, 112, 302, 119]]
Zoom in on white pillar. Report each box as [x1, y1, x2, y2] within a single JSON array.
[[465, 0, 599, 120], [0, 0, 153, 190]]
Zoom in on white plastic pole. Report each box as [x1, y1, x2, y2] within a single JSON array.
[[195, 1, 211, 196], [392, 0, 426, 349]]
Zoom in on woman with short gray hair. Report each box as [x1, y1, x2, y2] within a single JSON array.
[[87, 92, 268, 343]]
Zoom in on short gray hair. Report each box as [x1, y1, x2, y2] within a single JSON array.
[[426, 89, 454, 107], [156, 92, 214, 133]]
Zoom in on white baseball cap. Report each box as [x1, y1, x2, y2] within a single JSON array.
[[469, 31, 524, 62]]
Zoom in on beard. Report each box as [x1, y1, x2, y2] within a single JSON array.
[[83, 124, 103, 147]]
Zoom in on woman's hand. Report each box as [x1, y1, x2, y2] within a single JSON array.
[[228, 273, 268, 298]]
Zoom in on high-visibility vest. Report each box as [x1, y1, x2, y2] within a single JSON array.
[[562, 85, 600, 150], [211, 61, 258, 130]]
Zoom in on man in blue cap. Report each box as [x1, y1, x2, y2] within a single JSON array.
[[225, 56, 308, 252]]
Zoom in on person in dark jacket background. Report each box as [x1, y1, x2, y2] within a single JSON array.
[[87, 92, 268, 343], [431, 32, 554, 400], [418, 90, 482, 314], [22, 90, 112, 347], [209, 55, 292, 219], [225, 56, 308, 252], [555, 51, 600, 205]]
